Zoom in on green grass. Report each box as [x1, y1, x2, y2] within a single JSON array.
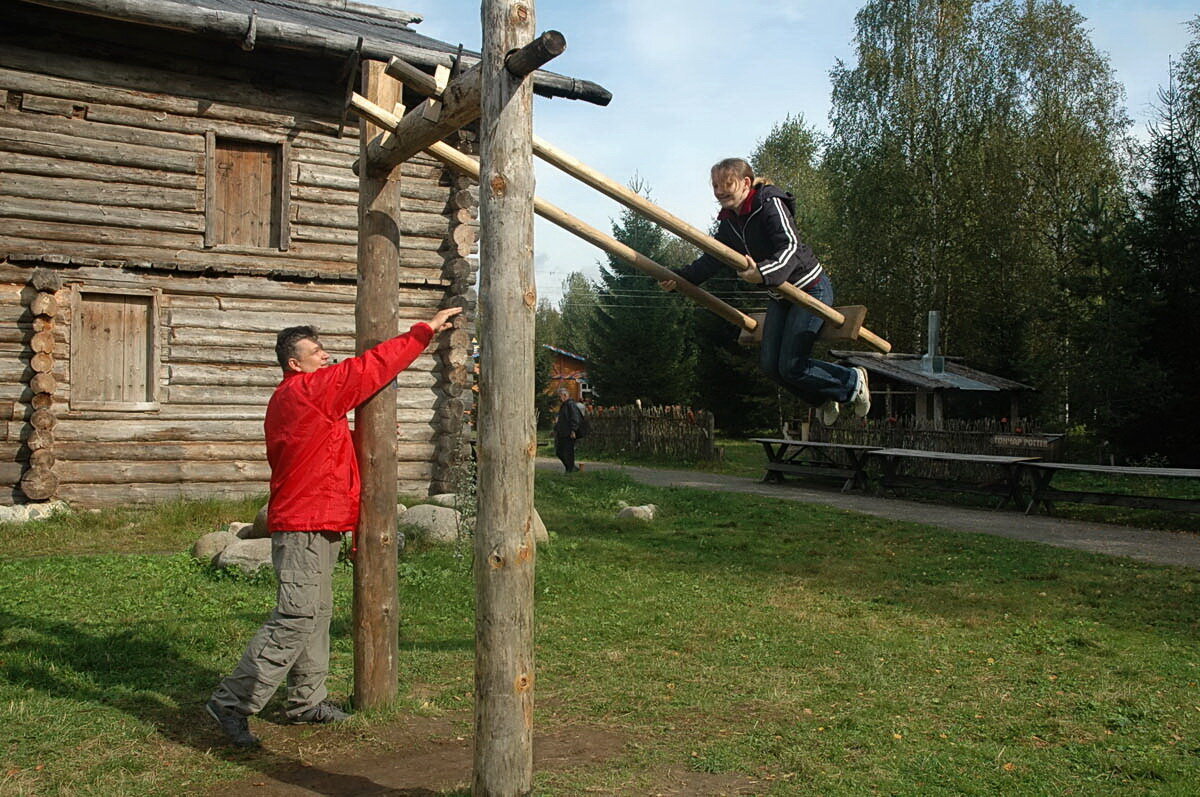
[[3, 475, 1200, 794]]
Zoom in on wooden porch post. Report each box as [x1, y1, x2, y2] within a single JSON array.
[[353, 58, 402, 709], [474, 0, 537, 793]]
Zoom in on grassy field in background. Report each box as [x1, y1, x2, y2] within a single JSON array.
[[3, 470, 1200, 794]]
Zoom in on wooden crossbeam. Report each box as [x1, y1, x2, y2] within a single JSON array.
[[353, 31, 565, 176]]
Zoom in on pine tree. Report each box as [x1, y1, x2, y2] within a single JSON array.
[[585, 186, 697, 406]]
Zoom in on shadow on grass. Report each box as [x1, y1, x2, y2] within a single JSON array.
[[0, 609, 429, 795], [535, 469, 1200, 641]]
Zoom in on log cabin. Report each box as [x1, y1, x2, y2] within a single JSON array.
[[0, 0, 610, 506]]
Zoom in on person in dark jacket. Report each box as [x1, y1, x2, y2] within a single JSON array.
[[206, 305, 461, 748], [662, 158, 869, 424], [553, 388, 584, 473]]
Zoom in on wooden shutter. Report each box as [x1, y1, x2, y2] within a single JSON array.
[[70, 288, 160, 411], [207, 138, 282, 249]]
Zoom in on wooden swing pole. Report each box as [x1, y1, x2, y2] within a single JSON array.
[[529, 136, 892, 353], [347, 95, 757, 333]]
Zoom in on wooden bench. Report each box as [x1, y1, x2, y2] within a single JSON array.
[[751, 438, 880, 492], [1020, 462, 1200, 515], [868, 448, 1041, 509]]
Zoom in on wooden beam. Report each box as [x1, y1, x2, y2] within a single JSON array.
[[529, 135, 892, 353], [348, 94, 755, 332], [474, 1, 537, 793], [352, 59, 402, 711], [356, 31, 564, 176]]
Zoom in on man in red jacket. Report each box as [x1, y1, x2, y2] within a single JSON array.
[[206, 305, 461, 748]]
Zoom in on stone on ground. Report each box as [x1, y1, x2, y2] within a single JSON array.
[[216, 537, 273, 574], [192, 530, 238, 563], [532, 508, 549, 545], [617, 504, 658, 522], [245, 505, 270, 538], [401, 504, 462, 544], [429, 493, 459, 507]]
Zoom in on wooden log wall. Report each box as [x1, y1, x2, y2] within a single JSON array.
[[0, 7, 480, 505]]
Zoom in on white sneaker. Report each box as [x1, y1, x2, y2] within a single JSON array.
[[818, 399, 840, 426], [849, 366, 871, 418]]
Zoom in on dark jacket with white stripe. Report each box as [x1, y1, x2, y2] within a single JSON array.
[[674, 183, 822, 298]]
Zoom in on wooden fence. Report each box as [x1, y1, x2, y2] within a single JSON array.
[[580, 404, 719, 461]]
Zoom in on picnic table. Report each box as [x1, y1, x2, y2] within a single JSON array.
[[1020, 462, 1200, 515], [868, 448, 1041, 509], [751, 438, 880, 492]]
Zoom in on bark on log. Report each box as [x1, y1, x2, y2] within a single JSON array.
[[353, 59, 403, 711], [31, 373, 56, 394], [30, 352, 54, 373], [29, 449, 55, 469], [29, 268, 63, 292], [474, 3, 538, 792], [30, 293, 59, 318], [30, 331, 56, 355]]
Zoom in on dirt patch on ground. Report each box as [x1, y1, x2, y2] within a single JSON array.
[[207, 713, 626, 796]]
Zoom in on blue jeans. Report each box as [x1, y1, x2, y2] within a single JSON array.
[[759, 273, 857, 406]]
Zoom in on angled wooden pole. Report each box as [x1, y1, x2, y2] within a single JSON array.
[[352, 59, 402, 709], [529, 136, 892, 353], [475, 0, 537, 793]]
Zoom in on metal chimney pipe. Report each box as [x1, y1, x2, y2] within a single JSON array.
[[927, 310, 940, 359]]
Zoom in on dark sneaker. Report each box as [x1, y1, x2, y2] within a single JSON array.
[[291, 700, 351, 724], [206, 698, 261, 748]]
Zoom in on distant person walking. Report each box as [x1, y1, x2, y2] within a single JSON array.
[[205, 306, 461, 748], [661, 158, 869, 424], [554, 388, 585, 473]]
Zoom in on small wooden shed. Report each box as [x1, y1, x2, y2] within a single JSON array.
[[0, 0, 608, 506], [541, 344, 591, 402]]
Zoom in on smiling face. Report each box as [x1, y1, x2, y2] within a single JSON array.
[[712, 172, 753, 212], [287, 337, 330, 373]]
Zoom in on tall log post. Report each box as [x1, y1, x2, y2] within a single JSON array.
[[352, 59, 403, 710], [474, 1, 537, 793]]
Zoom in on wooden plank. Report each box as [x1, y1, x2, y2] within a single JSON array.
[[168, 361, 437, 388], [0, 49, 337, 125], [279, 141, 291, 251], [0, 106, 200, 152], [1, 196, 203, 234], [57, 459, 272, 484], [58, 481, 269, 507], [55, 440, 266, 461], [19, 94, 80, 117], [0, 124, 201, 172], [0, 152, 201, 189], [203, 131, 216, 248], [61, 266, 360, 301], [54, 418, 265, 442], [212, 139, 277, 248], [0, 172, 200, 210]]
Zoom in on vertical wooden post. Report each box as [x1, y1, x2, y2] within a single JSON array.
[[353, 58, 402, 710], [474, 0, 537, 793]]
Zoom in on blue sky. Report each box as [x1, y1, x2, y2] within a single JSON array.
[[386, 1, 1197, 302]]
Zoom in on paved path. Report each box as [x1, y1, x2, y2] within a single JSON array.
[[536, 458, 1200, 570]]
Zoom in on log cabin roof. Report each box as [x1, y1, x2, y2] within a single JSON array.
[[19, 0, 613, 105], [829, 351, 1034, 392]]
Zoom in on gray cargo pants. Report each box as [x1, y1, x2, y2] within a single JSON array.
[[210, 530, 342, 720]]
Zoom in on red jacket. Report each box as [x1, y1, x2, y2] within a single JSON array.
[[265, 323, 434, 533]]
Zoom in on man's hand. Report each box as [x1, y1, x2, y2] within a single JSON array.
[[738, 258, 763, 284], [428, 306, 463, 332], [659, 279, 677, 292]]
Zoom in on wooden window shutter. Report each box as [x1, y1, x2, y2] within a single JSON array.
[[205, 136, 285, 249], [69, 287, 161, 411]]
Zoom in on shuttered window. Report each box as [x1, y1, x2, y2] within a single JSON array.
[[204, 134, 290, 250], [69, 288, 160, 411]]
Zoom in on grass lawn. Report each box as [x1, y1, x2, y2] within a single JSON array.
[[3, 471, 1200, 794]]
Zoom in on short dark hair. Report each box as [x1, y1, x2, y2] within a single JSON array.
[[275, 325, 319, 371]]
